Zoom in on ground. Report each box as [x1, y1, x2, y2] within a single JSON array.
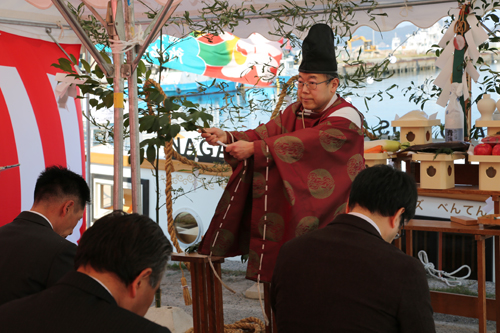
[[158, 260, 497, 332]]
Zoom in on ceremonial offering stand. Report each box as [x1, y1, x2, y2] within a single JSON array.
[[400, 186, 500, 333], [171, 253, 225, 333]]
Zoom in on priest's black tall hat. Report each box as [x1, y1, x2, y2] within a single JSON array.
[[299, 23, 337, 74]]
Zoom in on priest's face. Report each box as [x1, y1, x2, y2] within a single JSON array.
[[297, 73, 339, 113]]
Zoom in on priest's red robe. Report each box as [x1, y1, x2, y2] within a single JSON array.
[[198, 96, 365, 282]]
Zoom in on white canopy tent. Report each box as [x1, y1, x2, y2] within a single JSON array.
[[0, 0, 476, 218], [1, 0, 463, 42]]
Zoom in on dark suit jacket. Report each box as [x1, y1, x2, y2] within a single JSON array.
[[271, 213, 435, 333], [0, 271, 171, 332], [0, 211, 76, 305]]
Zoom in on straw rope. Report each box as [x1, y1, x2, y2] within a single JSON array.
[[184, 317, 265, 333], [271, 75, 297, 119], [144, 78, 229, 252], [172, 150, 228, 173]]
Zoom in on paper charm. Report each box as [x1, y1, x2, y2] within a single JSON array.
[[55, 72, 86, 109], [434, 7, 489, 107]]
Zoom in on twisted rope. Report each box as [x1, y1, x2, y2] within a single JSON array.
[[454, 3, 470, 36], [184, 317, 265, 333], [172, 150, 229, 173], [164, 142, 182, 253], [271, 75, 298, 119]]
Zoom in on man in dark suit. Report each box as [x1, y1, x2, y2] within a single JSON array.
[[271, 165, 435, 332], [0, 165, 90, 305], [0, 211, 173, 332]]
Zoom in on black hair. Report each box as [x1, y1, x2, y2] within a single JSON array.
[[34, 165, 90, 210], [348, 165, 417, 226], [325, 73, 339, 80], [74, 211, 173, 288]]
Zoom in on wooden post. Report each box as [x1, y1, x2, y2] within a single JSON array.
[[476, 235, 487, 333], [171, 253, 225, 333]]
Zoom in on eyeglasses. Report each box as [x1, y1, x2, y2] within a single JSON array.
[[394, 223, 405, 240], [294, 78, 333, 90]]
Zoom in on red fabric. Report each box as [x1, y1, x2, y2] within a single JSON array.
[[199, 97, 365, 282], [0, 31, 85, 239]]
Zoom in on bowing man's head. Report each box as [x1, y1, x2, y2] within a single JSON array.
[[347, 165, 418, 242], [75, 211, 173, 316]]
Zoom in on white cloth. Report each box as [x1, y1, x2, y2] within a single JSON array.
[[28, 210, 54, 230], [348, 212, 382, 236]]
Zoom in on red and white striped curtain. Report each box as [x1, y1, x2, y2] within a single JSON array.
[[0, 30, 85, 244]]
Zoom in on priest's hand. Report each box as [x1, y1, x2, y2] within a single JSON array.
[[226, 141, 254, 160], [199, 127, 227, 146]]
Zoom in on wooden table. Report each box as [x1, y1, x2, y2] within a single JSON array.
[[408, 187, 500, 333], [403, 219, 500, 333], [170, 253, 225, 333]]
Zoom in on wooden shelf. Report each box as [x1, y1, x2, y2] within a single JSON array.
[[417, 185, 500, 196], [407, 219, 500, 236]]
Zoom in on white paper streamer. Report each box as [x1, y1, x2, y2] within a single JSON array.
[[438, 18, 458, 49], [434, 59, 453, 88], [437, 79, 452, 107], [434, 10, 488, 109], [465, 30, 481, 64], [461, 71, 469, 100], [465, 61, 480, 83], [435, 41, 455, 69], [467, 15, 489, 46], [55, 73, 86, 109]]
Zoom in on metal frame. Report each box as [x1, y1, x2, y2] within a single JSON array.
[[49, 0, 179, 212]]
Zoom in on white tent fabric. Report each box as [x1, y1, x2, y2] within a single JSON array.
[[2, 0, 467, 44]]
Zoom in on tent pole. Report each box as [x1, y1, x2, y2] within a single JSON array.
[[51, 0, 114, 77], [85, 51, 92, 228], [112, 1, 124, 211], [125, 0, 142, 214]]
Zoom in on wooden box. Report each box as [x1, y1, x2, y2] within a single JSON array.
[[364, 152, 389, 167], [468, 155, 500, 191], [391, 119, 441, 145], [412, 152, 465, 189], [475, 120, 500, 137], [478, 214, 500, 226]]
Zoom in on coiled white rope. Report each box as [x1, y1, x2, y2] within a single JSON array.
[[418, 250, 471, 287], [109, 25, 146, 54]]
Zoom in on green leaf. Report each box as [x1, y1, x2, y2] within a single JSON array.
[[103, 93, 114, 108], [101, 51, 112, 64], [138, 60, 146, 76], [182, 100, 197, 108], [89, 99, 99, 107], [159, 114, 170, 127], [171, 112, 188, 121], [139, 138, 152, 148], [139, 148, 145, 165], [169, 124, 181, 139], [57, 58, 75, 73], [146, 144, 156, 164], [81, 59, 91, 74], [94, 65, 104, 79], [139, 115, 156, 132], [164, 98, 181, 111], [69, 54, 78, 66]]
